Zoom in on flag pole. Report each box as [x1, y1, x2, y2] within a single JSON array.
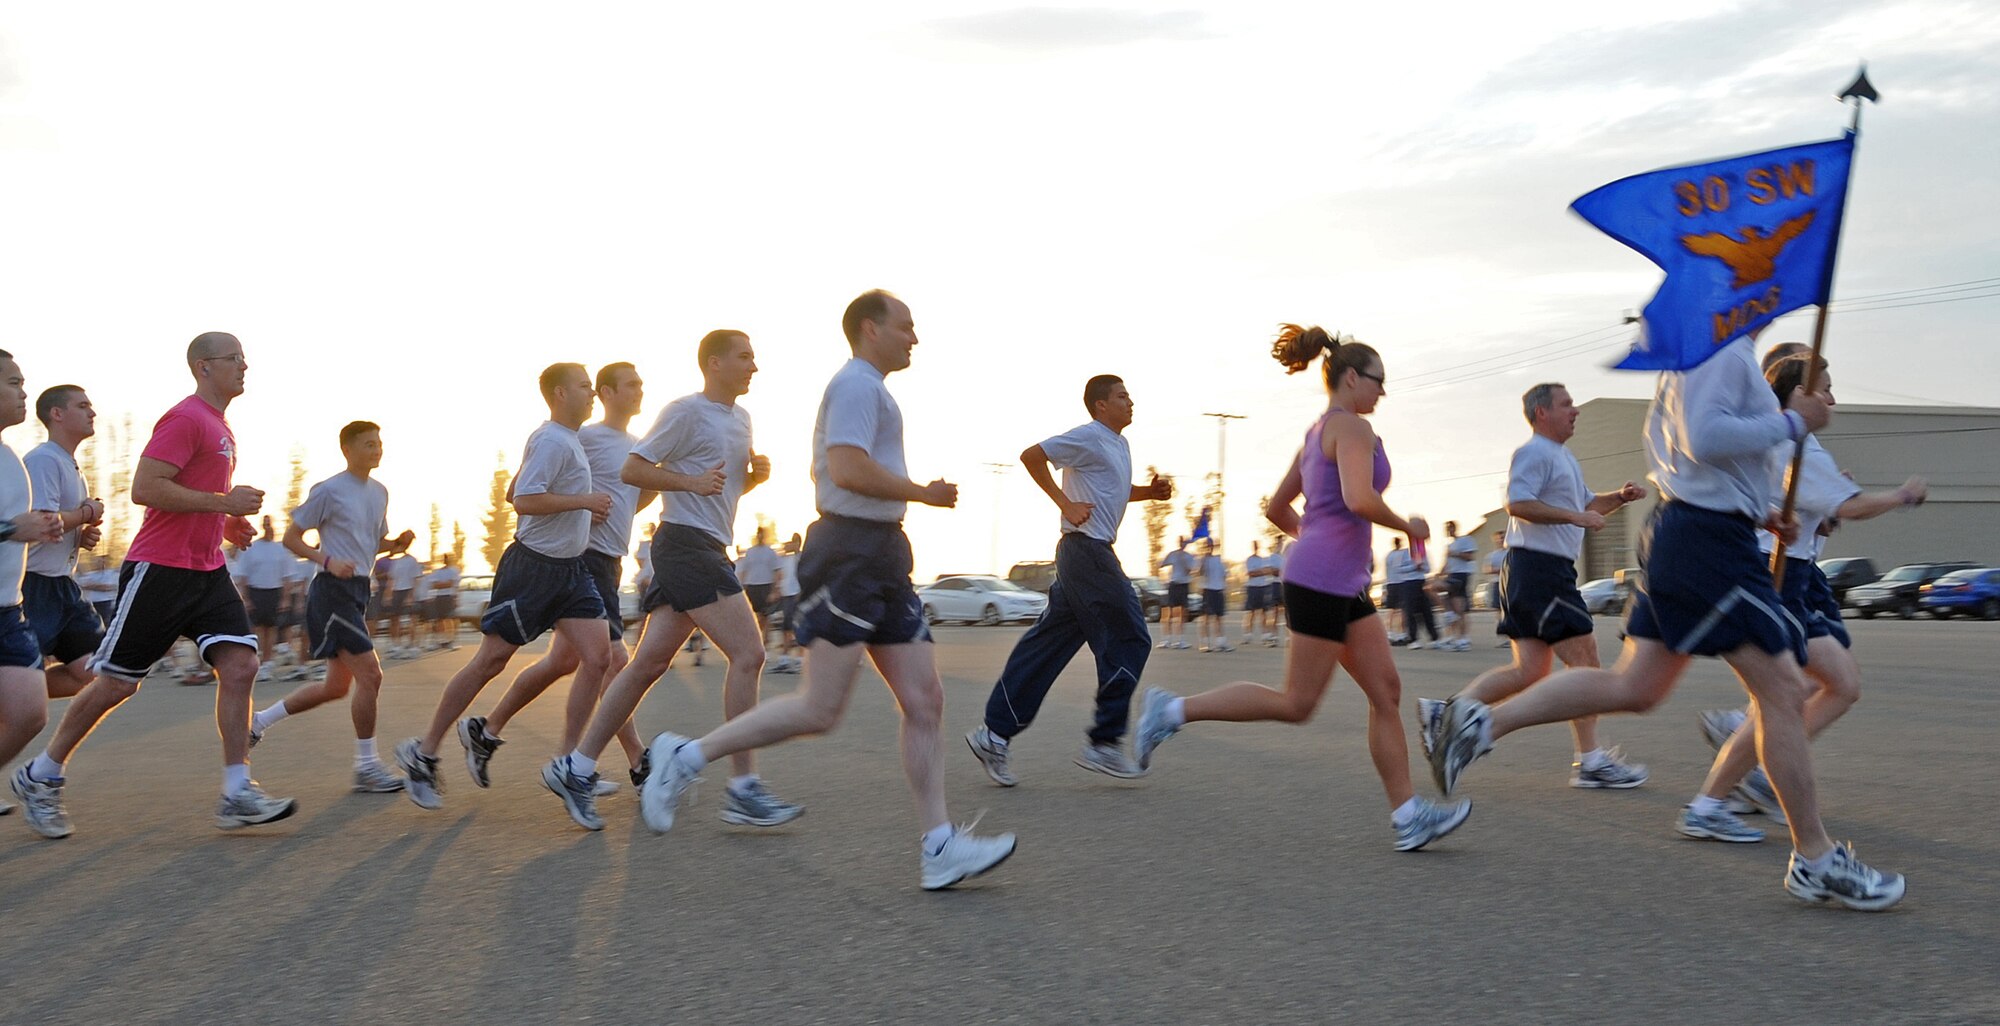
[[1771, 65, 1878, 589]]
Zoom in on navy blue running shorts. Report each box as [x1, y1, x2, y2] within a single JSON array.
[[307, 574, 375, 659], [1495, 548, 1594, 644], [643, 524, 743, 615], [1623, 502, 1805, 664], [792, 515, 931, 648], [23, 572, 105, 665], [480, 542, 605, 647]]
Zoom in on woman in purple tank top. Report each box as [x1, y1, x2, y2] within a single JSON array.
[[1130, 324, 1472, 852]]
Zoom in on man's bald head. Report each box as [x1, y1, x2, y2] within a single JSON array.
[[187, 331, 241, 369]]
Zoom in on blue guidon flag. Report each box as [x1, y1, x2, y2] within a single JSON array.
[[1572, 133, 1855, 371]]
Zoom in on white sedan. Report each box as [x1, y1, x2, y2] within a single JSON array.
[[1578, 577, 1624, 615], [916, 575, 1048, 625]]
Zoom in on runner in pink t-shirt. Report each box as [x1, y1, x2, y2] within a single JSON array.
[[12, 332, 297, 842]]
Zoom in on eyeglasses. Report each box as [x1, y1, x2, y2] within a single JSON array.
[[201, 353, 247, 365], [1356, 368, 1386, 389]]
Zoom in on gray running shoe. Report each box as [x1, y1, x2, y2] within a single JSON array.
[[1430, 698, 1492, 796], [1571, 747, 1649, 789], [352, 761, 407, 793], [921, 823, 1018, 890], [640, 732, 699, 834], [1785, 841, 1906, 911], [964, 726, 1017, 787], [457, 716, 503, 788], [1678, 804, 1765, 843], [1737, 766, 1788, 825], [720, 779, 805, 827], [1416, 697, 1446, 758], [1074, 742, 1143, 779], [395, 738, 444, 810], [1132, 687, 1180, 772], [215, 781, 298, 830], [11, 766, 71, 839], [1393, 796, 1473, 851], [1699, 707, 1749, 750], [541, 758, 605, 831]]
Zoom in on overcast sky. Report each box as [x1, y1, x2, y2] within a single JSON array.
[[3, 1, 1995, 579]]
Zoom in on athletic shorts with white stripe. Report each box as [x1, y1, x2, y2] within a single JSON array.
[[1495, 548, 1593, 644], [1623, 501, 1806, 664], [306, 574, 375, 659], [792, 514, 930, 648], [93, 561, 259, 682]]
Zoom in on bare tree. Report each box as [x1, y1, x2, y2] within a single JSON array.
[[428, 502, 444, 562], [479, 452, 515, 572], [451, 520, 468, 569], [1143, 465, 1172, 573]]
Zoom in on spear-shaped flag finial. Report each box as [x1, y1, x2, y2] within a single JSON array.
[[1840, 64, 1879, 104]]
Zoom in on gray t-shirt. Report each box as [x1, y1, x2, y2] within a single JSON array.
[[1039, 419, 1133, 544], [0, 444, 28, 606], [812, 359, 908, 523], [1200, 553, 1227, 590], [632, 393, 753, 547], [235, 539, 292, 589], [290, 471, 391, 573], [514, 421, 594, 560], [579, 422, 643, 558], [1504, 434, 1590, 562], [738, 543, 779, 585], [1160, 549, 1194, 584], [1446, 535, 1479, 575], [24, 441, 85, 577]]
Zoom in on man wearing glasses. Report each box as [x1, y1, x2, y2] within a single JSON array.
[[396, 363, 613, 811], [14, 333, 295, 839]]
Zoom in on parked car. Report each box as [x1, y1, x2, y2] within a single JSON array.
[[453, 574, 495, 620], [1129, 577, 1165, 623], [1918, 568, 2000, 620], [1578, 578, 1623, 615], [1817, 557, 1880, 607], [1007, 561, 1058, 595], [916, 575, 1048, 625], [1847, 562, 1980, 619]]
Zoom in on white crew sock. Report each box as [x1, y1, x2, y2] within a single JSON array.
[[728, 774, 759, 793], [1165, 697, 1187, 728], [252, 704, 290, 734], [28, 752, 64, 782], [676, 739, 708, 773], [355, 738, 378, 766], [1799, 847, 1839, 873], [1391, 796, 1422, 827], [223, 763, 252, 796], [922, 823, 954, 856], [1579, 748, 1608, 771], [567, 752, 598, 778], [1689, 794, 1727, 816]]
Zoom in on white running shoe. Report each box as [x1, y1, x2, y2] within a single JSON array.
[[640, 732, 700, 833], [965, 726, 1018, 787], [215, 781, 298, 830], [920, 824, 1017, 890]]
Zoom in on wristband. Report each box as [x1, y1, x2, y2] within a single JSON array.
[[322, 555, 332, 570], [0, 520, 15, 544]]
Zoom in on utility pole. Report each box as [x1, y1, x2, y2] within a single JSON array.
[[1202, 412, 1245, 554], [984, 462, 1012, 575]]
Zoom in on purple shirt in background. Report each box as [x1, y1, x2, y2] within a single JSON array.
[[1283, 411, 1391, 598]]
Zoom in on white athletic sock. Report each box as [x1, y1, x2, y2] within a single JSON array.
[[1579, 748, 1608, 770], [1799, 847, 1838, 873], [567, 752, 598, 778], [28, 752, 64, 782], [223, 763, 252, 796], [1689, 794, 1727, 816], [1165, 697, 1186, 728], [728, 774, 759, 793], [1391, 796, 1421, 827], [922, 823, 954, 856], [355, 738, 378, 766], [676, 740, 708, 773], [252, 704, 290, 734]]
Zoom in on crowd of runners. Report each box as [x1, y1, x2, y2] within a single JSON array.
[[0, 290, 1925, 905]]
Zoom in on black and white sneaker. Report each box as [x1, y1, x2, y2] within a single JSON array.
[[1785, 842, 1906, 911], [215, 781, 299, 830], [542, 758, 604, 831], [10, 766, 71, 839], [719, 779, 804, 827], [457, 716, 503, 788], [1429, 698, 1492, 797], [396, 738, 444, 810]]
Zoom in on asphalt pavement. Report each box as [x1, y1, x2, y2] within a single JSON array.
[[1, 613, 1994, 1025]]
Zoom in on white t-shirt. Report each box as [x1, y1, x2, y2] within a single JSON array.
[[579, 422, 643, 558], [514, 421, 594, 560], [428, 565, 461, 598], [1504, 434, 1590, 561], [1484, 548, 1505, 577], [388, 553, 422, 592], [0, 444, 29, 607], [777, 551, 801, 598], [633, 393, 753, 547], [1384, 548, 1424, 584], [1038, 419, 1134, 544], [234, 539, 292, 590], [812, 359, 908, 523], [283, 557, 311, 590], [1757, 435, 1860, 562], [737, 543, 779, 586], [24, 441, 86, 578], [1245, 553, 1275, 589], [1160, 549, 1194, 584], [291, 471, 391, 572], [1446, 535, 1479, 575], [1199, 553, 1227, 590], [1645, 336, 1796, 518], [633, 538, 654, 590]]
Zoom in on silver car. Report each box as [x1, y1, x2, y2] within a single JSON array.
[[916, 575, 1048, 625]]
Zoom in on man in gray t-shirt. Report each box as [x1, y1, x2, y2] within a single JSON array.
[[398, 363, 613, 814], [556, 332, 802, 831], [627, 290, 1017, 891], [22, 385, 107, 700], [971, 374, 1171, 784], [478, 362, 657, 795], [251, 420, 413, 792]]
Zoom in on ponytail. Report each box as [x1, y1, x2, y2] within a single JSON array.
[[1271, 322, 1380, 392]]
